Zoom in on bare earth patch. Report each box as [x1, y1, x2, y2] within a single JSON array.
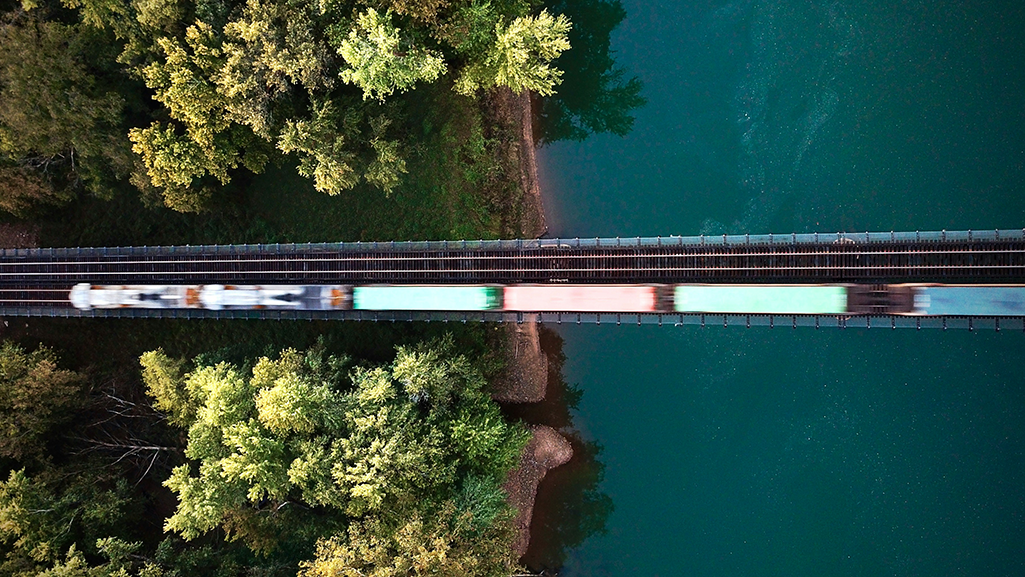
[[511, 89, 547, 239], [492, 315, 548, 403], [491, 88, 547, 239], [0, 222, 39, 248]]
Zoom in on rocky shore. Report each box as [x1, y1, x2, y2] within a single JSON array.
[[503, 425, 574, 556], [490, 88, 576, 561]]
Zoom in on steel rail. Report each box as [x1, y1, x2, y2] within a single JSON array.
[[0, 247, 1022, 268], [2, 249, 1016, 264], [0, 288, 77, 291], [0, 264, 1022, 277]]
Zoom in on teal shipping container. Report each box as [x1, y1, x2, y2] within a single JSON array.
[[915, 286, 1025, 316], [674, 285, 847, 315], [353, 285, 501, 311]]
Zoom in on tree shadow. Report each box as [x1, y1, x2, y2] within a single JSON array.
[[501, 326, 614, 572], [535, 0, 646, 145]]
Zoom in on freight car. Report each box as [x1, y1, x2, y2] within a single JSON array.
[[503, 285, 670, 312], [69, 284, 350, 310], [907, 285, 1025, 317], [672, 285, 848, 315], [671, 284, 1025, 317], [351, 285, 501, 311], [67, 283, 1025, 317]]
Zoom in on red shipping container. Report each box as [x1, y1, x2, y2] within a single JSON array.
[[503, 285, 657, 312]]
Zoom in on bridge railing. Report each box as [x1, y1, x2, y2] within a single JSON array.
[[5, 229, 1024, 258], [0, 305, 1017, 331]]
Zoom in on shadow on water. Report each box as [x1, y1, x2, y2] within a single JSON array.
[[502, 327, 614, 572], [534, 0, 646, 144]]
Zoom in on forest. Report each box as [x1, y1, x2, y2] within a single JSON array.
[[0, 0, 571, 213], [0, 332, 532, 576], [0, 0, 640, 574]]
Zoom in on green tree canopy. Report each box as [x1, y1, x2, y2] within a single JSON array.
[[300, 501, 517, 577], [0, 468, 135, 575], [336, 8, 447, 101], [0, 342, 85, 462], [455, 9, 571, 96], [143, 338, 529, 572], [33, 539, 147, 577], [0, 14, 132, 212], [7, 0, 572, 211]]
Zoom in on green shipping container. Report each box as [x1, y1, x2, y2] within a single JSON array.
[[674, 285, 847, 315], [353, 286, 501, 311]]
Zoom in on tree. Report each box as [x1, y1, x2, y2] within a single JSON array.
[[436, 0, 501, 57], [299, 502, 518, 577], [139, 349, 194, 428], [0, 164, 69, 217], [336, 8, 447, 101], [0, 342, 84, 462], [0, 14, 132, 208], [0, 468, 134, 574], [31, 539, 152, 577], [127, 21, 273, 211], [40, 0, 573, 207], [218, 0, 336, 136], [455, 10, 572, 96], [535, 0, 645, 143], [144, 347, 344, 546], [276, 98, 363, 196], [119, 2, 425, 208], [145, 339, 528, 563], [373, 0, 452, 24]]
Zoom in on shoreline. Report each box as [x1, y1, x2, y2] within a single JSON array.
[[491, 88, 575, 563], [514, 89, 548, 239], [503, 425, 573, 556], [490, 87, 548, 240]]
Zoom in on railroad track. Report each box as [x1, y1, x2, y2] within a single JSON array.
[[0, 240, 1023, 286], [0, 231, 1023, 327]]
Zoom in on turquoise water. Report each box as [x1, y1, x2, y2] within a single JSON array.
[[537, 1, 1025, 575]]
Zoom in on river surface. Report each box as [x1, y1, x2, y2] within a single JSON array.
[[537, 1, 1025, 575]]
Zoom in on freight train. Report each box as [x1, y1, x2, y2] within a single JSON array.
[[68, 283, 1025, 317]]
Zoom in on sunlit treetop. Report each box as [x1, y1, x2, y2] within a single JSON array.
[[0, 0, 571, 212], [140, 338, 529, 571]]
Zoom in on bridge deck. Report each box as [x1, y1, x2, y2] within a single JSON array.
[[1, 230, 1024, 328], [1, 230, 1023, 285]]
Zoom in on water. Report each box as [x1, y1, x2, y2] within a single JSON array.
[[536, 1, 1025, 575]]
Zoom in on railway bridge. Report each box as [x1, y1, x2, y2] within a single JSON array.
[[2, 229, 1025, 330]]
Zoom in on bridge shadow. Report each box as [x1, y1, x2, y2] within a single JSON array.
[[534, 0, 646, 145], [502, 326, 614, 572]]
